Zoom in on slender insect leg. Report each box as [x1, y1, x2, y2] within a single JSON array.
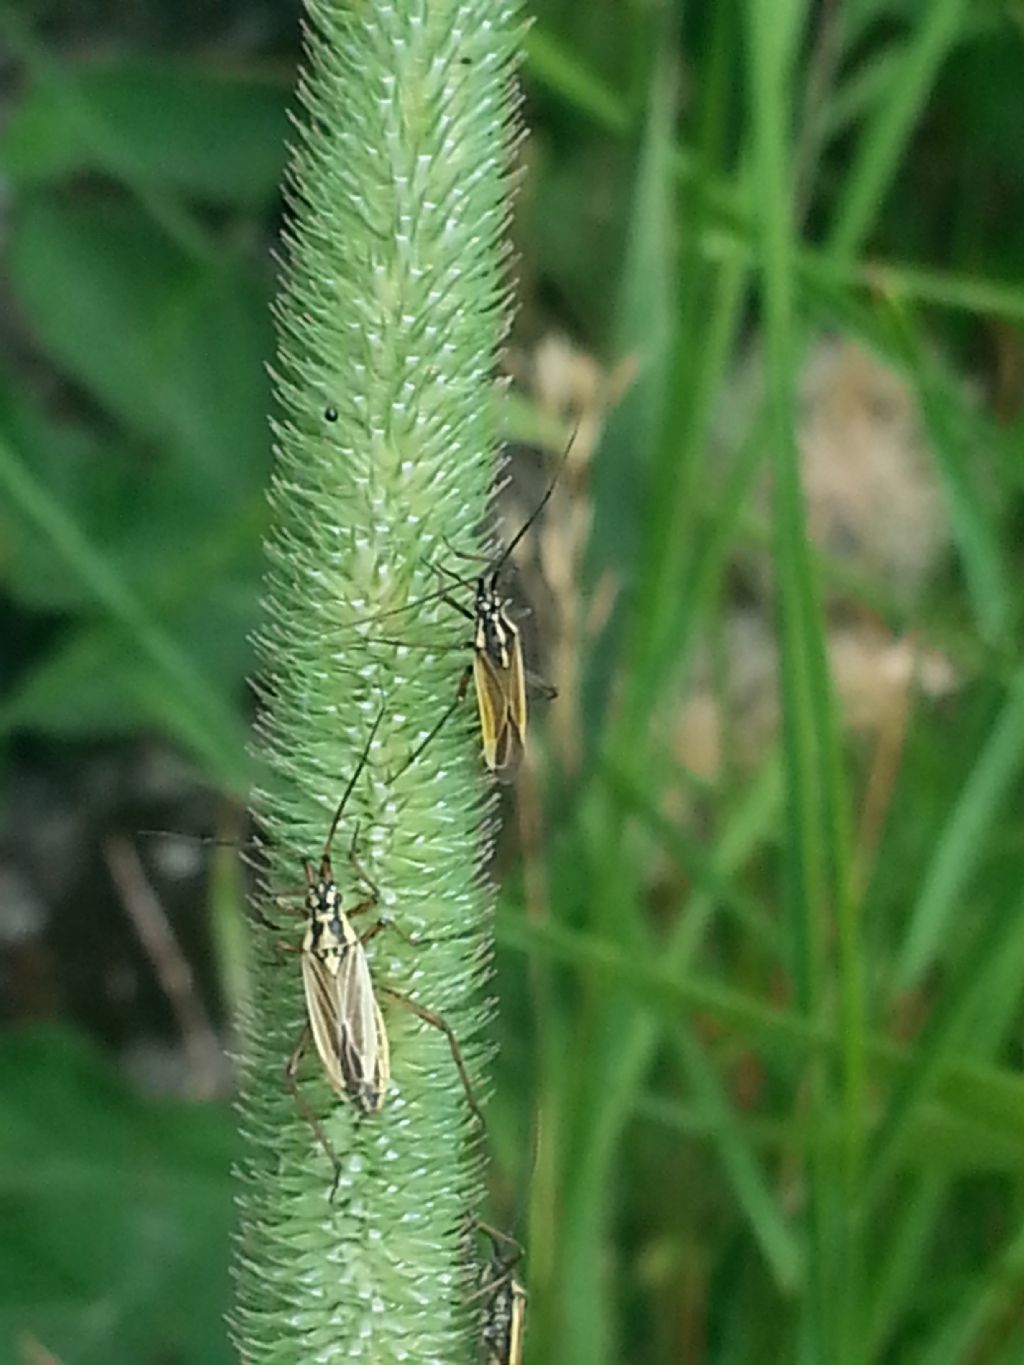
[[465, 1222, 523, 1306], [264, 880, 309, 921], [439, 536, 493, 567], [439, 591, 475, 622], [378, 984, 485, 1131], [258, 879, 313, 936], [390, 664, 474, 780], [476, 1221, 523, 1259], [357, 920, 386, 947], [376, 636, 473, 651], [360, 915, 473, 950], [249, 901, 286, 935], [250, 931, 301, 980], [345, 896, 380, 926], [466, 1265, 514, 1307], [285, 1026, 344, 1200], [248, 896, 302, 955], [524, 670, 558, 702], [347, 820, 381, 902]]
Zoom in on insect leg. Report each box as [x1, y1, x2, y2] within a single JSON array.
[[387, 664, 474, 780], [360, 914, 475, 950], [346, 821, 381, 902], [248, 879, 309, 939], [477, 1221, 523, 1260], [248, 900, 287, 935], [267, 881, 309, 918], [375, 636, 474, 651], [285, 1026, 344, 1200], [377, 984, 484, 1131], [464, 1223, 522, 1306], [466, 1264, 515, 1308], [439, 535, 493, 567], [439, 591, 475, 622], [524, 670, 558, 702]]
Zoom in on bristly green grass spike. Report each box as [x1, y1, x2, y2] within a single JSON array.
[[231, 1, 523, 1360]]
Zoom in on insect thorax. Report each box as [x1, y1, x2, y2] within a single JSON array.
[[304, 880, 358, 963], [475, 582, 517, 669]]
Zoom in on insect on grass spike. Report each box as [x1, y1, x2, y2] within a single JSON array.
[[281, 705, 486, 1192], [471, 1222, 528, 1365], [281, 704, 391, 1194], [140, 741, 385, 1140], [382, 423, 580, 783]]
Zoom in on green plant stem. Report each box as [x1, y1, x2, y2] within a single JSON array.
[[745, 2, 866, 1356], [231, 2, 522, 1360]]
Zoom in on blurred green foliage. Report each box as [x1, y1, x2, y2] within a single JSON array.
[[2, 1, 1024, 1363], [0, 1028, 236, 1364]]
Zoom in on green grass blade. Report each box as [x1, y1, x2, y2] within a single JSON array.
[[745, 0, 864, 1351], [867, 887, 1024, 1201], [896, 666, 1024, 991], [624, 255, 749, 725], [884, 304, 1010, 642], [500, 912, 1024, 1151], [705, 222, 1024, 326], [828, 0, 969, 258], [830, 255, 1024, 325], [551, 44, 681, 1365], [864, 1175, 946, 1361], [672, 1022, 804, 1291], [865, 904, 1024, 1359], [916, 1218, 1024, 1365], [639, 1090, 1024, 1177], [0, 430, 251, 790], [608, 765, 780, 955], [1, 12, 215, 261], [542, 754, 780, 1364], [524, 25, 631, 133]]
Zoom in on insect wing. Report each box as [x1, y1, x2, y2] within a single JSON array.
[[472, 648, 525, 783], [505, 621, 527, 747], [301, 942, 390, 1112], [480, 1268, 527, 1365], [505, 1278, 527, 1365]]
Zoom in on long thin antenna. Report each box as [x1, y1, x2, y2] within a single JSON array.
[[322, 703, 385, 861], [350, 567, 480, 626], [347, 422, 581, 626], [490, 418, 579, 575]]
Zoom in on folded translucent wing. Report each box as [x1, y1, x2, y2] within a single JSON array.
[[301, 942, 390, 1113]]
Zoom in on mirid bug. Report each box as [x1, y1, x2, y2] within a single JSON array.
[[471, 1223, 528, 1365], [138, 709, 485, 1192], [375, 430, 576, 783], [289, 709, 393, 1113], [276, 708, 389, 1180], [277, 707, 484, 1190]]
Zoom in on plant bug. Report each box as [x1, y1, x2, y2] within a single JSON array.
[[470, 1222, 527, 1365], [137, 708, 485, 1192], [274, 706, 485, 1191], [374, 428, 577, 783], [285, 709, 390, 1118]]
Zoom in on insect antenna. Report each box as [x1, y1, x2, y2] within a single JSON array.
[[486, 418, 579, 578], [348, 567, 479, 628], [384, 667, 473, 783], [136, 829, 255, 850], [320, 702, 386, 866], [347, 423, 580, 628]]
